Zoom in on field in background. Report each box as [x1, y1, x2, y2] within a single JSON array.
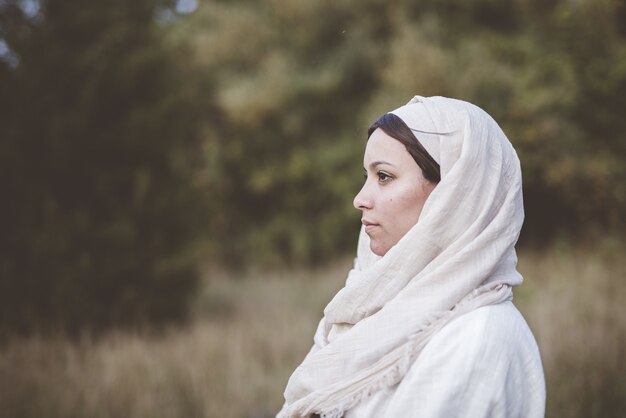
[[1, 245, 624, 418]]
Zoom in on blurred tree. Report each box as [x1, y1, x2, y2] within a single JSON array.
[[184, 0, 391, 267], [507, 0, 626, 241], [188, 0, 625, 265], [2, 0, 624, 285], [0, 0, 211, 336]]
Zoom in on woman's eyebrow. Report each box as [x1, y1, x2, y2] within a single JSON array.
[[369, 160, 396, 169]]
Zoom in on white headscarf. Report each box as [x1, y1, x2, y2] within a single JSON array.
[[278, 96, 525, 418]]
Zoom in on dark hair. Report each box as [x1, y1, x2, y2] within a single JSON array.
[[368, 113, 441, 183]]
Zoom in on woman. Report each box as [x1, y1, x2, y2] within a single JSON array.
[[278, 96, 546, 418]]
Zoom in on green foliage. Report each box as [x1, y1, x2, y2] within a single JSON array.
[[1, 0, 625, 333], [185, 0, 389, 267], [0, 0, 210, 335], [188, 0, 626, 265]]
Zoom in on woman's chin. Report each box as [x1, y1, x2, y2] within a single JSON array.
[[369, 241, 390, 257]]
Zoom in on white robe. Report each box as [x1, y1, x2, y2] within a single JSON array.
[[344, 301, 545, 417]]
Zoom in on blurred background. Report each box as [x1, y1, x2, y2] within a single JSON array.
[[0, 0, 624, 417]]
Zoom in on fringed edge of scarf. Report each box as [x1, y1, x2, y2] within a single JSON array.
[[278, 283, 512, 418]]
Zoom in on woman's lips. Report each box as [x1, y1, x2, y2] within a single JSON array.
[[362, 220, 379, 233]]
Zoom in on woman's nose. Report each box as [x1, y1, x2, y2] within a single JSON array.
[[353, 182, 373, 210]]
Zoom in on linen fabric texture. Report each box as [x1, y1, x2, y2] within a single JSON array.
[[342, 301, 545, 417], [277, 96, 545, 418]]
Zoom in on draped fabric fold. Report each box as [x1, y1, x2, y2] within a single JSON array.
[[277, 96, 525, 418]]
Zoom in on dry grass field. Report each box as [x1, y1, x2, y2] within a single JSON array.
[[1, 245, 624, 418]]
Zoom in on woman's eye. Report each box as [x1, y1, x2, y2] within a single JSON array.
[[377, 171, 392, 183]]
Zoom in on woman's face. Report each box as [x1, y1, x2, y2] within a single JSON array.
[[354, 128, 436, 256]]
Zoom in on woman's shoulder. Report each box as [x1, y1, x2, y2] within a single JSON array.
[[386, 302, 545, 417], [409, 301, 543, 388], [345, 302, 545, 418], [428, 300, 539, 357]]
